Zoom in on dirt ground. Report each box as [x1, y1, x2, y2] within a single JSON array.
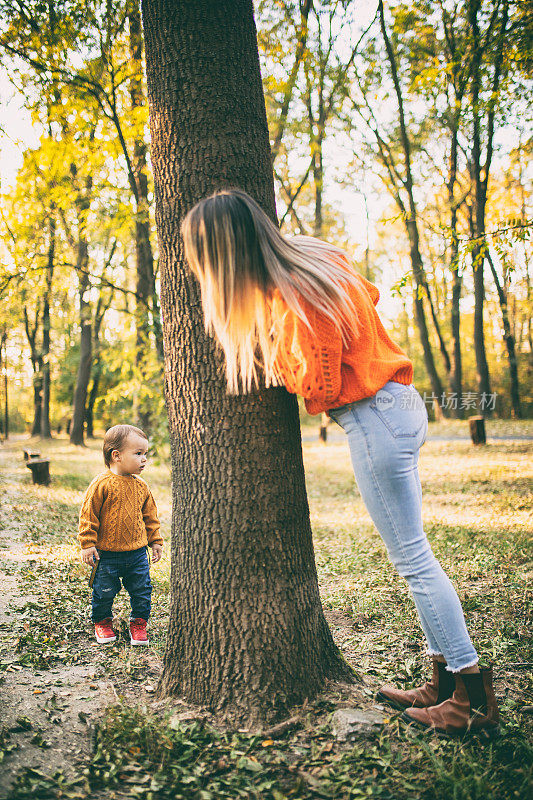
[[0, 480, 115, 796], [0, 445, 381, 798], [0, 454, 170, 798]]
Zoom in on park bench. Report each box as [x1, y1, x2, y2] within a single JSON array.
[[25, 458, 51, 485], [23, 449, 41, 461]]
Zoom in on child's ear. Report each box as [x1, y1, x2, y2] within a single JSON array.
[[111, 448, 121, 462]]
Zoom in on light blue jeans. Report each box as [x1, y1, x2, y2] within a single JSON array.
[[328, 380, 479, 672]]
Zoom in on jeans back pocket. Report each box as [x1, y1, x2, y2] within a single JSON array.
[[369, 382, 427, 438]]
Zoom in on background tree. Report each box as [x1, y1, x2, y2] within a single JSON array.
[[0, 0, 164, 433], [0, 0, 531, 435]]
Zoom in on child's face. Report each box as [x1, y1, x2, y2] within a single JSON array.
[[111, 433, 149, 476]]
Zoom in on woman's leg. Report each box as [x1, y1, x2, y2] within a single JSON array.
[[329, 382, 479, 673]]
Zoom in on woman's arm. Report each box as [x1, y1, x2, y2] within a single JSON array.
[[275, 300, 343, 408]]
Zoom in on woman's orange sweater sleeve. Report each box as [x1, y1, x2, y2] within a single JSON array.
[[274, 298, 343, 408]]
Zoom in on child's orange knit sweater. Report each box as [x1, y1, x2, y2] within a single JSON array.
[[78, 471, 163, 551], [271, 267, 413, 416]]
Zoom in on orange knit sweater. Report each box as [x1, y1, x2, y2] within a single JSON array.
[[78, 470, 163, 551], [271, 265, 413, 416]]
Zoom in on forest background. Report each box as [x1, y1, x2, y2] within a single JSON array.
[[0, 0, 531, 445]]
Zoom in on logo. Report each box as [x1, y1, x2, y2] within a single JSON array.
[[374, 389, 396, 409]]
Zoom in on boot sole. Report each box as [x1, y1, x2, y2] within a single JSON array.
[[401, 711, 501, 740], [130, 637, 149, 646], [375, 692, 410, 712], [95, 635, 117, 644]]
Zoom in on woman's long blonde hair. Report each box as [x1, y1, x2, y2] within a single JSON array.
[[181, 188, 361, 394]]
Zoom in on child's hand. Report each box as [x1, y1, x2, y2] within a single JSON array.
[[151, 544, 163, 564], [81, 546, 99, 565]]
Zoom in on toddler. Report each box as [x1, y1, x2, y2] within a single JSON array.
[[78, 424, 163, 645]]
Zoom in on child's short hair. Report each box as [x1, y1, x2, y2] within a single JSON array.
[[103, 424, 148, 467]]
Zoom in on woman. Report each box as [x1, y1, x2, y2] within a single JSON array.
[[181, 188, 500, 739]]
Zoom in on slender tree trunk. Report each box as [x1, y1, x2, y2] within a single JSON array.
[[312, 133, 324, 238], [471, 169, 492, 407], [448, 123, 463, 418], [378, 0, 445, 415], [24, 306, 43, 436], [142, 0, 353, 724], [486, 252, 522, 417], [270, 0, 312, 163], [71, 275, 92, 445], [0, 335, 2, 439], [467, 193, 491, 407], [32, 375, 43, 436], [70, 185, 92, 446], [1, 331, 7, 439], [524, 254, 533, 389], [467, 0, 508, 414], [363, 190, 371, 280], [85, 356, 102, 438], [129, 0, 164, 407], [41, 215, 55, 438], [86, 287, 111, 439], [406, 221, 445, 418]]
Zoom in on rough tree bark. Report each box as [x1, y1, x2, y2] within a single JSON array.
[[142, 0, 354, 724]]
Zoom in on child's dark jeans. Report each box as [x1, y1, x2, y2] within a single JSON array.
[[91, 547, 152, 622]]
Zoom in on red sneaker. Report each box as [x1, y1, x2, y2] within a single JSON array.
[[94, 618, 116, 644], [130, 618, 149, 646]]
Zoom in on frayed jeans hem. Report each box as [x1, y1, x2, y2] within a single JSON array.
[[445, 656, 479, 673]]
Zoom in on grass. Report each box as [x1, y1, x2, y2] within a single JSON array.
[[1, 423, 532, 799]]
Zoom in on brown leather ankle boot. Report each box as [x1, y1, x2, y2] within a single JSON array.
[[376, 659, 455, 711], [402, 666, 501, 738]]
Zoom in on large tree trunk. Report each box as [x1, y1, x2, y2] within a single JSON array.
[[142, 0, 353, 724]]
